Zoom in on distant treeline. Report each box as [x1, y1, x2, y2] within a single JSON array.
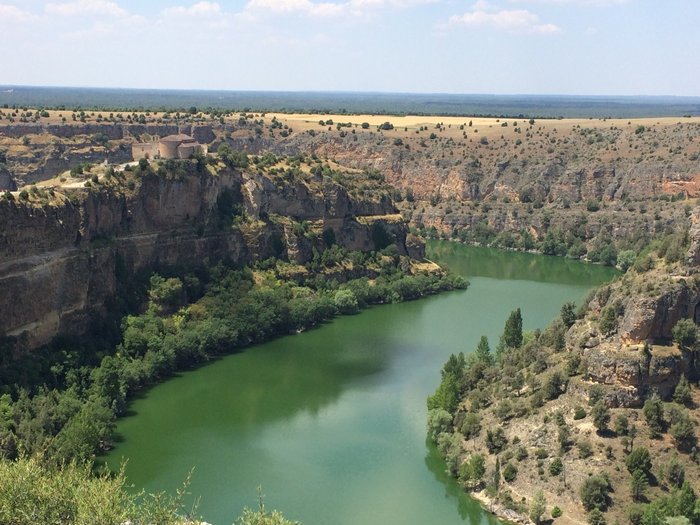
[[2, 86, 700, 118]]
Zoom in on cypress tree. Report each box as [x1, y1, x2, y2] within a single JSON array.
[[503, 308, 523, 348]]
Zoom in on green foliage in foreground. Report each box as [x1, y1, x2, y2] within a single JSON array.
[[0, 457, 297, 525]]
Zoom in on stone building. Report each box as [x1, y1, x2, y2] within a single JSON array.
[[132, 134, 207, 161]]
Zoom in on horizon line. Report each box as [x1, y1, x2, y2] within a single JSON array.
[[2, 84, 700, 100]]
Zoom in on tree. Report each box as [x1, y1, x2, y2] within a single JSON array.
[[625, 447, 652, 477], [427, 409, 452, 442], [493, 457, 501, 489], [529, 491, 547, 525], [591, 400, 611, 433], [549, 457, 564, 476], [502, 462, 518, 483], [561, 302, 577, 327], [630, 469, 648, 502], [666, 454, 685, 488], [474, 336, 493, 365], [598, 306, 618, 335], [580, 474, 611, 511], [670, 414, 696, 451], [503, 308, 523, 348], [614, 413, 629, 436], [643, 395, 664, 438], [486, 427, 508, 454], [617, 250, 637, 272], [428, 353, 465, 413], [459, 453, 486, 489], [587, 508, 606, 525], [673, 376, 692, 406], [461, 412, 481, 439], [672, 318, 697, 351], [333, 289, 359, 314]]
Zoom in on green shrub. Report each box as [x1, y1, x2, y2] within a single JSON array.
[[549, 457, 564, 476], [502, 462, 518, 483], [580, 474, 611, 511]]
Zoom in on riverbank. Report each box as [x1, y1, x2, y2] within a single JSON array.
[[106, 242, 615, 525]]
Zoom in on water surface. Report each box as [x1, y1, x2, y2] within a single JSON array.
[[106, 242, 617, 524]]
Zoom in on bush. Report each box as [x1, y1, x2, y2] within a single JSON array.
[[333, 289, 359, 314], [598, 306, 618, 335], [580, 474, 611, 511], [672, 319, 697, 351], [591, 400, 610, 432], [577, 440, 593, 459], [459, 453, 486, 488], [551, 506, 562, 518], [460, 412, 481, 439], [502, 462, 518, 483], [574, 406, 587, 420], [586, 199, 601, 212], [427, 409, 452, 442], [670, 413, 696, 451], [673, 376, 692, 405], [549, 457, 564, 476], [643, 395, 664, 437], [486, 427, 508, 454], [630, 469, 648, 501], [587, 508, 606, 525], [625, 447, 652, 476], [665, 455, 685, 488]]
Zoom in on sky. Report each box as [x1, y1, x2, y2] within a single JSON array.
[[1, 0, 698, 96]]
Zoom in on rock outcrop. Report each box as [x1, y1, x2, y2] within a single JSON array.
[[0, 166, 15, 191], [561, 210, 700, 406], [0, 162, 415, 349]]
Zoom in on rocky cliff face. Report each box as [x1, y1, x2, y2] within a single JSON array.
[[0, 166, 15, 191], [0, 161, 415, 349], [562, 213, 700, 406]]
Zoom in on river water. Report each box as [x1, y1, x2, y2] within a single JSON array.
[[106, 242, 617, 525]]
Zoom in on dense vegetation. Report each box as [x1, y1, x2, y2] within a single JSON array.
[[427, 299, 700, 525], [0, 457, 297, 525], [417, 206, 692, 270], [0, 243, 464, 523], [4, 88, 699, 117]]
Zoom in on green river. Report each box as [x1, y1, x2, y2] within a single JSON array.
[[106, 242, 617, 525]]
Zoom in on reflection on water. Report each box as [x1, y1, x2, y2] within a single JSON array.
[[428, 240, 618, 285], [106, 242, 615, 525]]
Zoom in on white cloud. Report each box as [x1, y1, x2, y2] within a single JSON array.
[[244, 0, 435, 18], [448, 3, 560, 34], [509, 0, 630, 5], [0, 3, 36, 22], [162, 1, 223, 18], [62, 21, 115, 39], [46, 0, 129, 17]]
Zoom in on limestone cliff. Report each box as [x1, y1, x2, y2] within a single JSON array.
[[561, 210, 700, 406], [0, 159, 416, 349]]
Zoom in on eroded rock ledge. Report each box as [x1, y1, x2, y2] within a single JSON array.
[[0, 161, 419, 349]]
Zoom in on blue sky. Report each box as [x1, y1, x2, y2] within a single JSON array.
[[1, 0, 698, 95]]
